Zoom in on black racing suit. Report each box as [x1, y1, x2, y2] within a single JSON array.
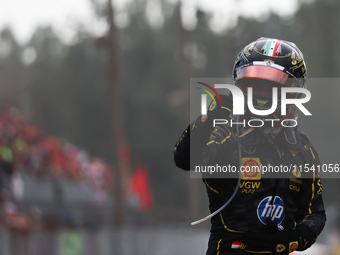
[[173, 113, 326, 254]]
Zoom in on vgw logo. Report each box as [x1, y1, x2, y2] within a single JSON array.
[[257, 196, 284, 225], [196, 82, 311, 128]]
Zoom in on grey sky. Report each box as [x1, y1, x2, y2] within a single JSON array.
[[0, 0, 303, 44]]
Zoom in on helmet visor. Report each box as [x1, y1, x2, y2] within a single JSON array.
[[236, 66, 298, 97], [236, 65, 298, 84]]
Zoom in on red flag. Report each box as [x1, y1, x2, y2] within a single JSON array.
[[130, 164, 153, 211]]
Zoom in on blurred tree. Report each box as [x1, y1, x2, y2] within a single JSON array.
[[0, 28, 24, 105]]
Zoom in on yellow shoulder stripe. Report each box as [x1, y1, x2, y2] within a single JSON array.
[[309, 148, 315, 160]]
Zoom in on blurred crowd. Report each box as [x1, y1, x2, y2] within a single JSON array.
[[0, 105, 154, 239], [0, 105, 113, 192], [0, 105, 114, 232], [0, 106, 117, 233]]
